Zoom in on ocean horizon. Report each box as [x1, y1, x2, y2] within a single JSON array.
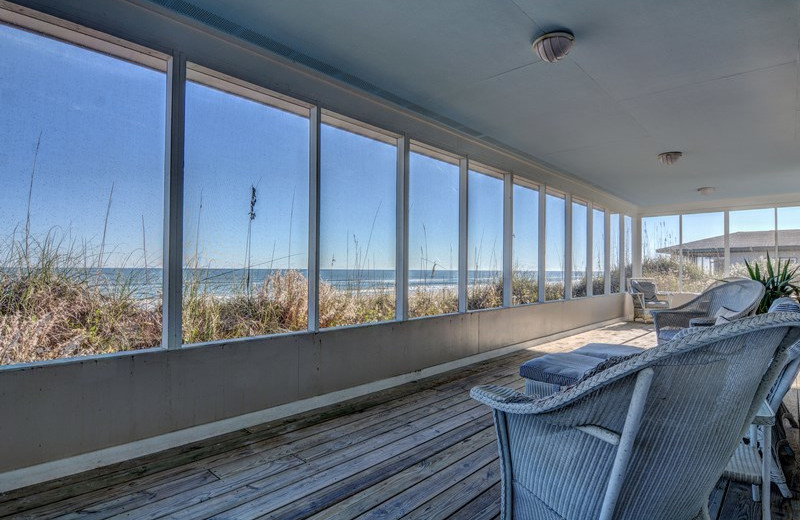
[[4, 267, 602, 298]]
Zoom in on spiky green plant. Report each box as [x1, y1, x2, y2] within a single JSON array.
[[744, 252, 800, 314]]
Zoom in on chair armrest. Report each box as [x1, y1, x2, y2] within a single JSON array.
[[688, 316, 716, 327], [470, 385, 545, 414], [651, 310, 706, 333]]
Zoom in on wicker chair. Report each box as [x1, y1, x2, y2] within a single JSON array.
[[650, 278, 764, 344], [628, 278, 669, 322], [724, 298, 800, 500], [472, 314, 800, 520]]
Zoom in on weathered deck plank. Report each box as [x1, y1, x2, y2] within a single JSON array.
[[2, 321, 798, 520]]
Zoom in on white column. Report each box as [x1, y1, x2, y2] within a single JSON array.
[[618, 213, 626, 293], [503, 173, 513, 307], [395, 135, 409, 320], [633, 217, 642, 278], [458, 158, 468, 312], [307, 106, 321, 331], [586, 202, 594, 297], [678, 214, 684, 293], [564, 194, 573, 299], [723, 211, 730, 276], [604, 210, 611, 295], [537, 187, 546, 302], [162, 52, 186, 350]]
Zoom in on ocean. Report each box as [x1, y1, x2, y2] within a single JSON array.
[[5, 267, 607, 300], [59, 267, 583, 299]]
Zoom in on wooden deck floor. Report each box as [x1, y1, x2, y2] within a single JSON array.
[[1, 322, 799, 519]]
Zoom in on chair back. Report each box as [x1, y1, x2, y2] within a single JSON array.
[[766, 298, 800, 411], [689, 278, 764, 316], [629, 278, 659, 302], [475, 314, 800, 520]]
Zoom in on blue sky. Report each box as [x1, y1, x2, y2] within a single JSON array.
[[0, 23, 165, 268], [3, 22, 797, 273], [572, 202, 587, 271], [513, 184, 538, 271], [468, 170, 503, 274], [409, 152, 458, 273]]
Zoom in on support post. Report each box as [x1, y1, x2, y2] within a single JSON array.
[[162, 52, 186, 350], [458, 158, 468, 312], [604, 210, 611, 295], [564, 194, 573, 299], [537, 187, 546, 302], [396, 135, 409, 320], [586, 202, 594, 297], [503, 173, 513, 307], [308, 106, 321, 331]]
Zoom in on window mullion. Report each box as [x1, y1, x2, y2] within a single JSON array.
[[163, 51, 186, 350]]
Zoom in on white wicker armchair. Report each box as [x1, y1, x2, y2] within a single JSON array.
[[472, 314, 800, 520], [650, 278, 764, 343]]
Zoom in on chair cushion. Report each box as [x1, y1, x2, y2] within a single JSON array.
[[644, 300, 670, 309], [714, 306, 739, 325], [573, 343, 645, 359], [519, 352, 604, 386], [768, 298, 800, 313], [631, 280, 658, 302]]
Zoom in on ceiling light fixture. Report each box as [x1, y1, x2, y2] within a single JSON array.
[[697, 187, 716, 196], [532, 31, 574, 63], [657, 151, 683, 165]]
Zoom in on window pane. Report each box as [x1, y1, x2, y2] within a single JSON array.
[[641, 215, 680, 292], [680, 212, 723, 292], [610, 213, 620, 293], [0, 24, 166, 365], [778, 207, 800, 269], [512, 183, 538, 305], [468, 169, 504, 310], [545, 193, 566, 300], [571, 201, 587, 298], [592, 208, 606, 295], [408, 148, 458, 317], [183, 72, 309, 343], [624, 216, 633, 285], [729, 208, 775, 278], [320, 117, 396, 327]]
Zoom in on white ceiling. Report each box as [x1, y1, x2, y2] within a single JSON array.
[[154, 0, 800, 207]]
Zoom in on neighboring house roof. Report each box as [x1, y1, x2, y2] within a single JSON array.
[[656, 229, 800, 254]]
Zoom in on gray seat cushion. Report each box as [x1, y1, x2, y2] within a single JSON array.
[[644, 300, 670, 309], [573, 343, 645, 359], [519, 352, 605, 386]]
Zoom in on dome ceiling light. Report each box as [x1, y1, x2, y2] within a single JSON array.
[[532, 31, 574, 63], [658, 151, 683, 165], [697, 187, 716, 196]]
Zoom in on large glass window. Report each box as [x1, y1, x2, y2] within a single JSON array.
[[512, 182, 539, 305], [467, 166, 504, 310], [592, 208, 606, 295], [545, 192, 566, 300], [183, 67, 310, 343], [641, 215, 680, 292], [408, 144, 459, 317], [319, 114, 397, 327], [680, 212, 723, 292], [0, 22, 166, 365], [777, 207, 800, 269], [571, 201, 588, 298], [729, 208, 775, 278], [610, 213, 620, 293]]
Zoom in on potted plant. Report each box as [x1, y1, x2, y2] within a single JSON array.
[[744, 253, 800, 314]]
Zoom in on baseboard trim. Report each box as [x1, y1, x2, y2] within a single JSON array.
[[0, 317, 623, 493]]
